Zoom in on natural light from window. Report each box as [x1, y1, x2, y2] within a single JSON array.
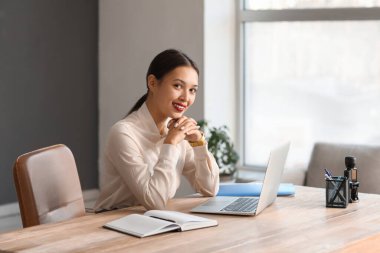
[[245, 0, 380, 10], [244, 20, 380, 168]]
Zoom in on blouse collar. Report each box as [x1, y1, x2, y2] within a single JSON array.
[[137, 103, 170, 138]]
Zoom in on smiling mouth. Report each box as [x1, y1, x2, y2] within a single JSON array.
[[173, 102, 187, 112]]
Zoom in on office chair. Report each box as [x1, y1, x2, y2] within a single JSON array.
[[305, 142, 380, 194], [13, 144, 86, 228]]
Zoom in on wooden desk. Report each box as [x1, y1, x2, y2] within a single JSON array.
[[1, 186, 380, 253]]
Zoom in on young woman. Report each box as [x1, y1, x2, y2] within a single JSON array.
[[94, 49, 220, 212]]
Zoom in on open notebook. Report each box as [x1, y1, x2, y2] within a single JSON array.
[[104, 210, 218, 238]]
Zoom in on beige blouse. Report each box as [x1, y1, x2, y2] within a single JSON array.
[[94, 103, 220, 212]]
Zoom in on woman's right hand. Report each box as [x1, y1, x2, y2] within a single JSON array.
[[164, 116, 200, 145]]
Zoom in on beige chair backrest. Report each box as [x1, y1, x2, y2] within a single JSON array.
[[13, 144, 85, 228], [305, 142, 380, 194]]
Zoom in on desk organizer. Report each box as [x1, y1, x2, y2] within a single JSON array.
[[326, 176, 348, 208]]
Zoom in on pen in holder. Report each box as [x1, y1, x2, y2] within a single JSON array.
[[326, 176, 348, 208]]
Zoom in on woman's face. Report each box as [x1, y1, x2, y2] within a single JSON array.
[[149, 66, 198, 119]]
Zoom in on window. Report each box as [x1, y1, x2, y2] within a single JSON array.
[[239, 1, 380, 169], [245, 0, 380, 10]]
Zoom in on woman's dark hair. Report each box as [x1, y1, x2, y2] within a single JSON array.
[[127, 49, 199, 116]]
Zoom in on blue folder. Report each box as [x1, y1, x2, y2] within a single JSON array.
[[217, 183, 295, 197]]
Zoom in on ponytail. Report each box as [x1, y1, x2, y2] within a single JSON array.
[[126, 93, 148, 117]]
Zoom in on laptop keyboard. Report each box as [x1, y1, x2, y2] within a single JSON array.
[[221, 198, 259, 213]]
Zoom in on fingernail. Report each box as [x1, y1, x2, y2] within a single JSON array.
[[174, 122, 179, 128], [180, 126, 185, 130]]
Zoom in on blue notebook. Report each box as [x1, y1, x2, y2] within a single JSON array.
[[217, 183, 295, 197]]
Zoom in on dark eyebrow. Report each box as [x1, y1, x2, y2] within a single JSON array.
[[173, 78, 185, 84], [173, 79, 198, 87]]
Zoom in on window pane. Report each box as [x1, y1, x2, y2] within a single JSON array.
[[245, 0, 380, 10], [244, 21, 380, 168]]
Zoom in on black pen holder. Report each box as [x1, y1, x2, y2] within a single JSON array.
[[326, 176, 348, 208]]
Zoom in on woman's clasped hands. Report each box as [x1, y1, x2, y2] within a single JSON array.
[[164, 116, 202, 145]]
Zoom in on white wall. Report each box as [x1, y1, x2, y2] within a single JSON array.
[[204, 0, 236, 143], [99, 0, 205, 195]]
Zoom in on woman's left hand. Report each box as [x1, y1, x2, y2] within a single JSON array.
[[167, 116, 202, 142], [184, 126, 203, 142]]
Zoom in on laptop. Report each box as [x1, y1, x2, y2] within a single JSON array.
[[191, 142, 290, 216]]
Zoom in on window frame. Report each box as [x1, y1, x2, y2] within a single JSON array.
[[237, 1, 380, 170]]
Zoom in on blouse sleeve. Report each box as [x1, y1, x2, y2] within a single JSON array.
[[106, 127, 180, 210], [182, 143, 220, 196]]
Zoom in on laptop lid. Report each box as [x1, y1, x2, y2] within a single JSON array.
[[190, 142, 290, 215], [255, 141, 290, 214]]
